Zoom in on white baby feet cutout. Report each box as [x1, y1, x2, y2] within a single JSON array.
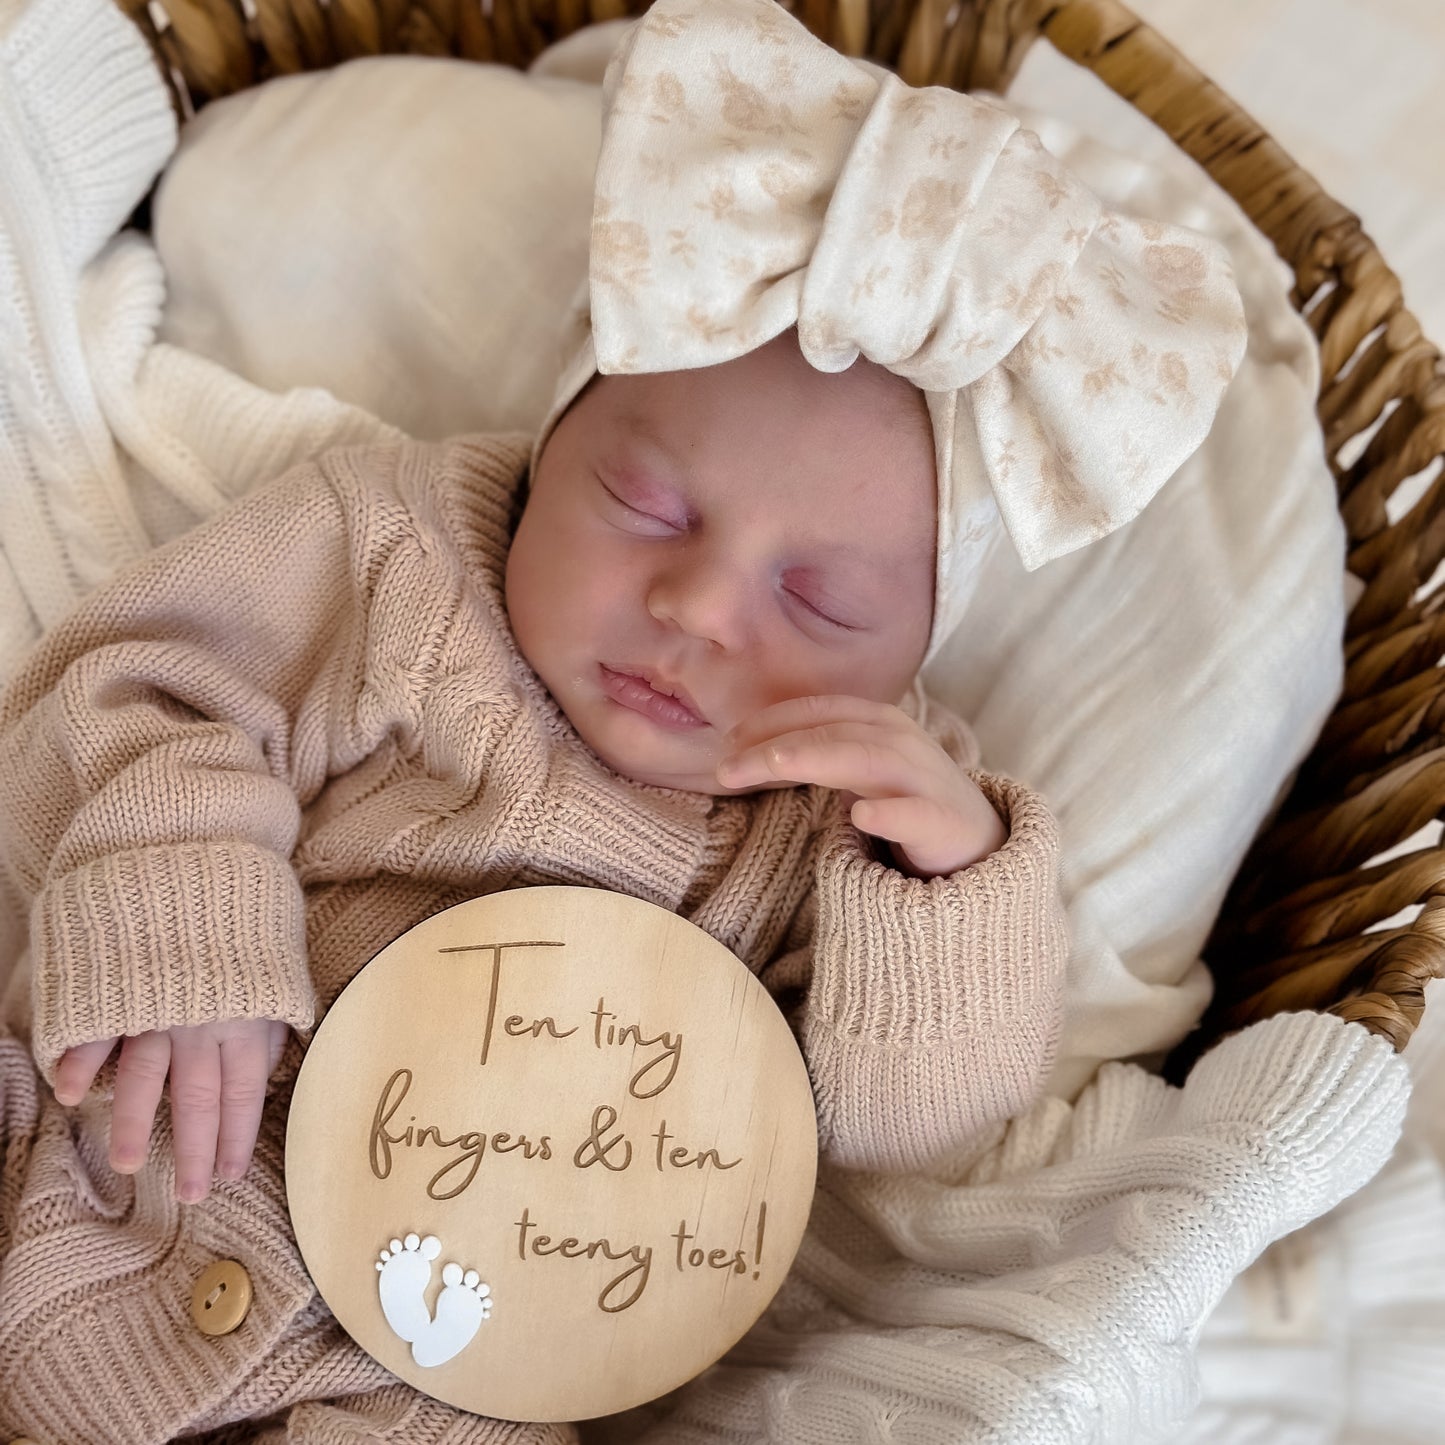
[[377, 1232, 441, 1342], [376, 1230, 492, 1367], [413, 1263, 493, 1367]]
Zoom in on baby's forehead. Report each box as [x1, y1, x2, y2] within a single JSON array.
[[607, 337, 930, 455], [609, 364, 930, 487]]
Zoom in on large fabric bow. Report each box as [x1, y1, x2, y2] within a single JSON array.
[[552, 0, 1248, 655]]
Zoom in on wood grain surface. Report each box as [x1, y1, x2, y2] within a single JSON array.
[[287, 886, 819, 1422]]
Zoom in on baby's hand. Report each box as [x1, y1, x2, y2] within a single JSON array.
[[717, 695, 1007, 878], [53, 1017, 289, 1203]]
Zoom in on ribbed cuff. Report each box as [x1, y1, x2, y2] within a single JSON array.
[[810, 1015, 1062, 1172], [1179, 1011, 1411, 1233], [808, 770, 1066, 1044], [2, 0, 176, 269], [31, 840, 315, 1078]]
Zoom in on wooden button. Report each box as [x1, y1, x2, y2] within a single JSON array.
[[190, 1259, 253, 1336]]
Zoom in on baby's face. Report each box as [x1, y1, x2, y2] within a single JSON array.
[[506, 333, 936, 793]]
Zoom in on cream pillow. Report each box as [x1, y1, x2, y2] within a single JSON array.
[[934, 77, 1344, 1094], [155, 56, 600, 441], [152, 40, 1345, 1094]]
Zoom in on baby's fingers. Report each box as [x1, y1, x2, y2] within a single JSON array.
[[169, 1028, 224, 1203], [213, 1024, 281, 1184], [852, 793, 1004, 877], [726, 695, 900, 754], [851, 792, 945, 842], [110, 1031, 173, 1175], [54, 1037, 119, 1106], [719, 721, 917, 794]]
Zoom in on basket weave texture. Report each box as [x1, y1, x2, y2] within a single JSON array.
[[117, 0, 1445, 1068]]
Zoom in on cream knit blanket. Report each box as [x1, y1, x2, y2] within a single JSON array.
[[598, 1012, 1407, 1444], [0, 1, 1411, 1440]]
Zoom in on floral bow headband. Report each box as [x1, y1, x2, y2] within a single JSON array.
[[540, 0, 1248, 659]]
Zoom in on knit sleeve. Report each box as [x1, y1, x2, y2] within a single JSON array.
[[800, 769, 1068, 1172], [0, 464, 365, 1079]]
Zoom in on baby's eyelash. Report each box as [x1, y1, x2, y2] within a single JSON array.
[[599, 479, 682, 531], [785, 587, 856, 632]]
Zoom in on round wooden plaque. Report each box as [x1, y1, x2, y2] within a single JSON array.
[[286, 886, 819, 1422]]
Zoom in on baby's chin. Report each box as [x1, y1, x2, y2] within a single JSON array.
[[581, 722, 791, 797], [604, 759, 730, 795], [598, 745, 796, 797], [561, 681, 794, 797], [576, 722, 724, 796], [594, 743, 735, 795]]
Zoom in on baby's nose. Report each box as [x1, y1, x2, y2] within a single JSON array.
[[646, 555, 750, 650]]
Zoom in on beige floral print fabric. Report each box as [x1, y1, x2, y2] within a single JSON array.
[[554, 0, 1249, 655]]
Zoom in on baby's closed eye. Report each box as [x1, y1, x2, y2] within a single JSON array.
[[781, 583, 857, 631], [596, 470, 691, 534], [779, 567, 864, 633]]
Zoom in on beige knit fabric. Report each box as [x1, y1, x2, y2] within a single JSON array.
[[0, 433, 1064, 1443]]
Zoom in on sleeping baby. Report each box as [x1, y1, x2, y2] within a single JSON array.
[[0, 0, 1245, 1440]]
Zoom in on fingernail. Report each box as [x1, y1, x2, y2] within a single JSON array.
[[177, 1180, 206, 1204]]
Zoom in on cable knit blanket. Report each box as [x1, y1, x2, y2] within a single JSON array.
[[0, 0, 1412, 1439]]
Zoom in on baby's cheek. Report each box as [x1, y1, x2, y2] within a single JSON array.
[[515, 530, 609, 642], [838, 636, 926, 704], [722, 665, 828, 731]]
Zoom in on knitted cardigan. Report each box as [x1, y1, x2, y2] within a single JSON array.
[[1, 427, 1067, 1148], [0, 4, 1413, 1442], [0, 427, 1067, 1439]]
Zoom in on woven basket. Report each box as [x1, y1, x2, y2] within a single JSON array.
[[116, 0, 1445, 1072]]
